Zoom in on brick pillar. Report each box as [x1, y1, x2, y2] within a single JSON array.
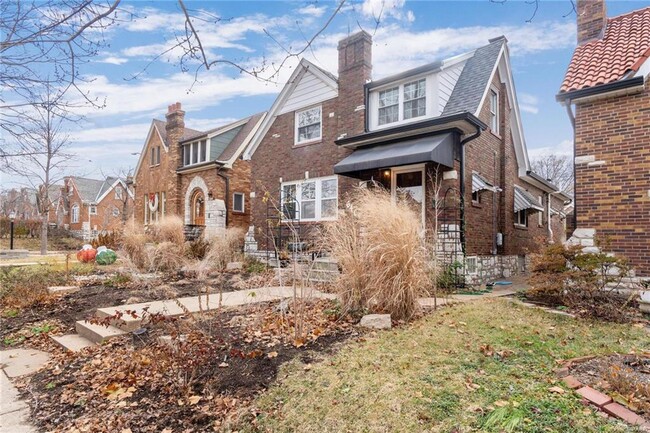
[[165, 102, 185, 214], [577, 0, 607, 44], [337, 31, 372, 137]]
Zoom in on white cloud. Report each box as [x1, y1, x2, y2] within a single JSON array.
[[518, 92, 539, 114], [528, 139, 573, 159], [98, 56, 129, 65], [361, 0, 413, 22], [297, 4, 327, 18]]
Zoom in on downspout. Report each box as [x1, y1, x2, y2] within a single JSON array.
[[459, 126, 482, 255], [492, 150, 498, 255], [564, 99, 577, 231], [546, 192, 553, 241], [216, 166, 230, 227]]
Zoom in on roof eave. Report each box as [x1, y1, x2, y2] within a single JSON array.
[[556, 76, 645, 103], [335, 113, 487, 149]]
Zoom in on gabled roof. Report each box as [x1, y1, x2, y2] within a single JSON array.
[[152, 119, 204, 148], [243, 58, 338, 159], [442, 38, 505, 116], [560, 7, 650, 93], [72, 177, 105, 203]]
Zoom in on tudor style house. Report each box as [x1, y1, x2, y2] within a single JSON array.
[[557, 1, 650, 277], [48, 176, 134, 239], [244, 31, 570, 284], [132, 103, 265, 238]]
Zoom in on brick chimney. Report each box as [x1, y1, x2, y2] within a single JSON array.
[[577, 0, 607, 44], [337, 31, 372, 136], [165, 102, 185, 214]]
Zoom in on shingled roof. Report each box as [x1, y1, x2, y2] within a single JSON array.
[[152, 119, 204, 148], [559, 7, 650, 93]]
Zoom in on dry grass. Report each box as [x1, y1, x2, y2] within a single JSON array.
[[119, 217, 187, 273], [188, 228, 245, 279], [322, 188, 430, 321], [147, 215, 185, 246]]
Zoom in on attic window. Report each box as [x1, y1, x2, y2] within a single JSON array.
[[403, 79, 426, 120], [295, 106, 321, 144], [115, 186, 123, 200], [489, 88, 499, 135]]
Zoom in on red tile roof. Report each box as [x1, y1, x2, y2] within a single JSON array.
[[560, 7, 650, 93]]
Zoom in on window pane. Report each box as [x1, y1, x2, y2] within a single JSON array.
[[301, 201, 316, 219], [151, 148, 155, 165], [321, 179, 337, 199], [192, 142, 198, 164], [298, 124, 320, 142], [378, 105, 399, 125], [200, 140, 206, 162], [404, 79, 425, 101], [183, 145, 190, 165], [379, 87, 399, 107], [404, 79, 425, 119], [404, 97, 426, 119], [156, 146, 161, 164], [301, 182, 316, 200], [321, 199, 337, 218], [282, 184, 297, 219], [298, 107, 320, 127], [233, 193, 244, 212]]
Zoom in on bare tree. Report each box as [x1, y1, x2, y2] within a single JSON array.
[[531, 154, 574, 195], [0, 86, 77, 255], [1, 0, 122, 144]]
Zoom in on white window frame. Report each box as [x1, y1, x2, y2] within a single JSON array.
[[280, 176, 338, 222], [182, 139, 209, 167], [538, 196, 543, 226], [294, 105, 322, 145], [489, 86, 500, 136], [515, 209, 528, 228], [378, 86, 399, 126], [71, 204, 79, 223], [115, 186, 123, 200], [233, 192, 245, 213], [403, 78, 426, 120], [466, 256, 478, 275], [370, 75, 434, 130], [89, 205, 97, 215]]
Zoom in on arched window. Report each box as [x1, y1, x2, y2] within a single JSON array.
[[71, 204, 79, 223]]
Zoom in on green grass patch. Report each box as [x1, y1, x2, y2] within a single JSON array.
[[246, 299, 649, 433]]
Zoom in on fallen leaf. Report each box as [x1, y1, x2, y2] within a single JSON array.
[[267, 351, 278, 359], [494, 400, 509, 407], [218, 362, 229, 368], [188, 395, 201, 405], [549, 386, 565, 394]]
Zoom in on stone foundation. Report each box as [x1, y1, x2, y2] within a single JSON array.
[[464, 254, 527, 286]]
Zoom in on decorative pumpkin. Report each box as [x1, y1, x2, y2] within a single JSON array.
[[77, 248, 97, 263], [95, 249, 117, 265]]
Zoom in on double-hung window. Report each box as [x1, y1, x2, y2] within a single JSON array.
[[378, 87, 399, 126], [281, 176, 338, 221], [295, 106, 321, 144], [71, 204, 79, 223], [489, 88, 499, 135], [403, 79, 426, 120]]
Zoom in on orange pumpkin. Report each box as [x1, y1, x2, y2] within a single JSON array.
[[76, 248, 97, 263]]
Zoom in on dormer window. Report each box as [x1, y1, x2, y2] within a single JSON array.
[[375, 78, 427, 127], [182, 139, 207, 166], [295, 106, 321, 145], [403, 79, 426, 120], [378, 87, 399, 125]]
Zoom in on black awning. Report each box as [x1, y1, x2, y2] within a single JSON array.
[[333, 133, 455, 175]]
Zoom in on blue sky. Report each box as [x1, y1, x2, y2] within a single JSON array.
[[38, 0, 650, 179]]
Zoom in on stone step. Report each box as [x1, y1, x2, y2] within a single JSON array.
[[47, 285, 79, 295], [75, 320, 127, 344], [94, 299, 188, 331], [50, 334, 95, 352], [311, 258, 340, 271], [307, 269, 339, 283]]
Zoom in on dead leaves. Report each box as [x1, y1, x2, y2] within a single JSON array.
[[479, 344, 514, 360]]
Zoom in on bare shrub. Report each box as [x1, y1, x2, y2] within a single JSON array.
[[186, 228, 245, 280], [528, 242, 639, 322], [322, 188, 430, 321], [148, 242, 187, 273], [120, 222, 149, 271]]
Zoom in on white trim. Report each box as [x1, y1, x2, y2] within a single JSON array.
[[133, 121, 167, 186], [219, 113, 266, 168], [369, 75, 437, 131], [294, 105, 322, 145], [243, 59, 338, 160], [71, 203, 80, 223], [280, 175, 338, 222], [488, 85, 500, 136], [96, 178, 134, 204]]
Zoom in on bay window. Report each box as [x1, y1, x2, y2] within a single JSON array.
[[281, 176, 338, 221]]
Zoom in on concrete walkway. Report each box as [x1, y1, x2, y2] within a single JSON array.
[[418, 278, 526, 309], [0, 349, 51, 433]]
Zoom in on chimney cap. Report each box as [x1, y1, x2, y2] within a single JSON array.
[[167, 102, 182, 114], [337, 30, 372, 49]]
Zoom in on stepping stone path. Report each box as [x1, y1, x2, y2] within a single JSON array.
[[51, 286, 337, 351], [1, 349, 51, 433]]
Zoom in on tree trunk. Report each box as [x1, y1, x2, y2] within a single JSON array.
[[40, 213, 48, 255]]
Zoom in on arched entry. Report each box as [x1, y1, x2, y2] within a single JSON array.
[[191, 189, 205, 226]]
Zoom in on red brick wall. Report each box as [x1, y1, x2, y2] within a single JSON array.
[[179, 157, 252, 232], [574, 83, 650, 275]]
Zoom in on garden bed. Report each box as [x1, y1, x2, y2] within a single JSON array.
[[14, 298, 360, 432]]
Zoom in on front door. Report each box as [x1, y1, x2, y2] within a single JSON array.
[[191, 190, 205, 226], [391, 165, 425, 226]]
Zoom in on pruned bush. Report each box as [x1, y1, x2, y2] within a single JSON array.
[[527, 242, 638, 322], [321, 188, 430, 321]]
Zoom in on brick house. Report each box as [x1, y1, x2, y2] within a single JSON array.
[[132, 103, 265, 239], [244, 31, 570, 284], [557, 1, 650, 277], [51, 176, 134, 239]]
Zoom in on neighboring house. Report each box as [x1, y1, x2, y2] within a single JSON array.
[[53, 176, 134, 239], [557, 1, 650, 277], [132, 103, 265, 239], [0, 187, 40, 220], [245, 31, 571, 284]]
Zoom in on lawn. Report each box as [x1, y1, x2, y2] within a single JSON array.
[[248, 299, 649, 433]]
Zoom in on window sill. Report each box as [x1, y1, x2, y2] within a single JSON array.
[[489, 129, 501, 139], [293, 139, 322, 148], [514, 224, 528, 230], [471, 201, 482, 208]]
